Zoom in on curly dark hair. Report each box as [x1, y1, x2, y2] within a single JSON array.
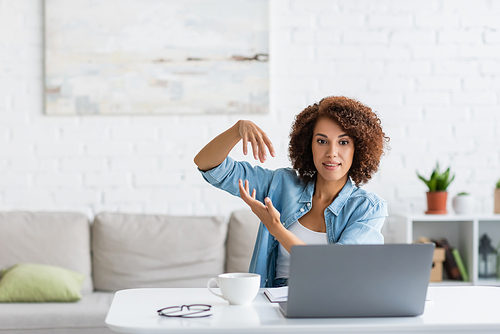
[[288, 96, 390, 187]]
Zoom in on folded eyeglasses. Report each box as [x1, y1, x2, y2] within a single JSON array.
[[157, 304, 212, 318]]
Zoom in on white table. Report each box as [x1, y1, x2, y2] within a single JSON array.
[[105, 286, 500, 334]]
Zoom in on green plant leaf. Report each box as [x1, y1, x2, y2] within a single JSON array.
[[417, 172, 433, 191], [428, 178, 437, 192], [442, 173, 455, 191], [436, 169, 449, 191], [430, 169, 438, 181], [417, 163, 454, 192]]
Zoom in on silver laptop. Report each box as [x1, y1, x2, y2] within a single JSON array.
[[279, 243, 435, 318]]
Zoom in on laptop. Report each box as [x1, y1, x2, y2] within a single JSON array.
[[278, 243, 435, 318]]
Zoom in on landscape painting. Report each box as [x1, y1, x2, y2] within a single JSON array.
[[44, 0, 269, 115]]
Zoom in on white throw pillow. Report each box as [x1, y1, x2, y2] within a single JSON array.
[[225, 210, 260, 273], [92, 212, 227, 291], [0, 212, 93, 294]]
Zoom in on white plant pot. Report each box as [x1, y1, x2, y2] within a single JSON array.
[[452, 195, 474, 215]]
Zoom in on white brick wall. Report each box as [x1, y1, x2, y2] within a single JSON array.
[[0, 0, 499, 232]]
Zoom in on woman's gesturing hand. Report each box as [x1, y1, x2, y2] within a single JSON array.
[[238, 179, 281, 235], [238, 120, 276, 163]]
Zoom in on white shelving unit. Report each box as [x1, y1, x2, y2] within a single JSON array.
[[388, 214, 500, 286]]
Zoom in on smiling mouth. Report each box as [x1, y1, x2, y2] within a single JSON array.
[[323, 163, 341, 170]]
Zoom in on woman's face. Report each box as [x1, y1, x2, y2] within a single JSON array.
[[311, 117, 355, 184]]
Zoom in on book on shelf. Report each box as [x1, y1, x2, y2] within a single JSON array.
[[433, 238, 463, 281], [452, 248, 469, 282]]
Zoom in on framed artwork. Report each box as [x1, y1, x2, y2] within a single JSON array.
[[44, 0, 269, 115]]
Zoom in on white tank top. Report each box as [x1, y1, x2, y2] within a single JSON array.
[[275, 220, 328, 279]]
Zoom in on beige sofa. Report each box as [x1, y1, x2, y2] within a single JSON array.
[[0, 210, 259, 334]]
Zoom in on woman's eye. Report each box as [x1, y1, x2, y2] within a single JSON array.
[[317, 139, 327, 144], [340, 140, 349, 145]]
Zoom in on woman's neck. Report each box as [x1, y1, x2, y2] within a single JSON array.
[[313, 175, 348, 204]]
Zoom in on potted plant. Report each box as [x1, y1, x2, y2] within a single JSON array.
[[452, 192, 474, 215], [495, 179, 500, 214], [417, 163, 455, 214]]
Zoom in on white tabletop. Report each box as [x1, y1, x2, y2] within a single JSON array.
[[105, 286, 500, 334]]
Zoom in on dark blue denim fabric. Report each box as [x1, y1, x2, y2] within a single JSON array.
[[273, 277, 288, 287]]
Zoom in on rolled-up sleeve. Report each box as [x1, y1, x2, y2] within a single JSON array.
[[199, 157, 236, 185], [198, 157, 275, 201]]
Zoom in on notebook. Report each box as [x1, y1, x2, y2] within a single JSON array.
[[278, 243, 435, 318], [264, 286, 288, 303]]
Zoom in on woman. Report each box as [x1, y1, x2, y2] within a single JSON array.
[[194, 96, 390, 287]]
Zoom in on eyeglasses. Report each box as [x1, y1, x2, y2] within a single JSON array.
[[157, 304, 212, 318]]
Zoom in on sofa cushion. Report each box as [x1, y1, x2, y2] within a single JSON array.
[[225, 210, 260, 273], [0, 211, 93, 294], [92, 212, 227, 291], [0, 263, 85, 302], [0, 292, 114, 332]]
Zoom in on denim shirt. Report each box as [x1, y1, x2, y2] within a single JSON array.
[[200, 157, 388, 287]]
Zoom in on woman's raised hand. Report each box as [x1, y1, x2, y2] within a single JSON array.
[[238, 120, 276, 163], [194, 120, 275, 171], [238, 179, 281, 235]]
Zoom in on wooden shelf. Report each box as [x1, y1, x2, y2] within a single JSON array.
[[476, 278, 500, 287], [389, 213, 500, 286], [429, 280, 473, 287]]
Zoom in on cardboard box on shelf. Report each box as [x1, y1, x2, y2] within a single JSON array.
[[430, 247, 446, 282]]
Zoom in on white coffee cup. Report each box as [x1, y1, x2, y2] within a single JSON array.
[[207, 273, 261, 305]]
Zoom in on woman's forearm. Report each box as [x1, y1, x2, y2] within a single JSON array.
[[270, 225, 307, 253], [194, 121, 241, 172], [238, 181, 304, 253]]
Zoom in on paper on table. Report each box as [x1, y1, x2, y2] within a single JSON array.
[[264, 287, 288, 303]]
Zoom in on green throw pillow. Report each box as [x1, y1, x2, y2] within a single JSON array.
[[0, 263, 85, 302]]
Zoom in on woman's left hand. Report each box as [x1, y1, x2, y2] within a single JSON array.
[[238, 179, 282, 235]]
